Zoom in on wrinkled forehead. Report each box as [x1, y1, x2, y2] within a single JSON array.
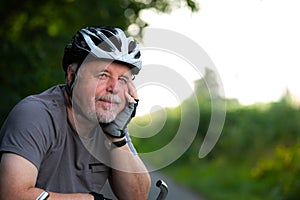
[[78, 59, 133, 76]]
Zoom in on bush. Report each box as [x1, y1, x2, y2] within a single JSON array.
[[251, 142, 300, 200]]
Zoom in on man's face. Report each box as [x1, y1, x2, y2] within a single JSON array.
[[71, 60, 133, 123]]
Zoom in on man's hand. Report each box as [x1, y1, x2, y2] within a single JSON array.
[[100, 81, 138, 138], [99, 99, 138, 138]]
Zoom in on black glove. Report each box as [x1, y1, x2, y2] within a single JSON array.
[[100, 100, 138, 138]]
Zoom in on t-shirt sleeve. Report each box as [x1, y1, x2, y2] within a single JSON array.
[[0, 99, 53, 169]]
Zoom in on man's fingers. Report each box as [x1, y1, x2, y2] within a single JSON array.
[[125, 92, 137, 103], [127, 81, 138, 99]]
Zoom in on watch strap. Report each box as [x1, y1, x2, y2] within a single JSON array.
[[112, 138, 127, 147]]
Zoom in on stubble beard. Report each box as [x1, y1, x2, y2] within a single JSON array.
[[95, 106, 117, 123], [94, 95, 121, 123], [72, 96, 119, 124]]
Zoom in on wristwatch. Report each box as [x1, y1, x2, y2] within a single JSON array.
[[104, 137, 127, 150]]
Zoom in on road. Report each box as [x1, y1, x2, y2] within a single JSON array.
[[101, 171, 206, 200]]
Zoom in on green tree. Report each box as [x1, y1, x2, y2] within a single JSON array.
[[0, 0, 199, 124]]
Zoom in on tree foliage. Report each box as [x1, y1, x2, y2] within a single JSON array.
[[131, 78, 300, 199], [0, 0, 199, 124]]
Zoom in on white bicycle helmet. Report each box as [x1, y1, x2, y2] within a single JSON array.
[[62, 26, 142, 75]]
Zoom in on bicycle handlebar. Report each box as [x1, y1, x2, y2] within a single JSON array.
[[156, 180, 168, 200]]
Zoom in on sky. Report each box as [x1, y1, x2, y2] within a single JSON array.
[[133, 0, 300, 115]]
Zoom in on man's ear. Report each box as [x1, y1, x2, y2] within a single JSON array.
[[66, 64, 76, 85]]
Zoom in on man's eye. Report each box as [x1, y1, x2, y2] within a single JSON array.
[[98, 72, 109, 79], [118, 77, 128, 84]]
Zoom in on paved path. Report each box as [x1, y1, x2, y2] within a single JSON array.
[[101, 171, 206, 200]]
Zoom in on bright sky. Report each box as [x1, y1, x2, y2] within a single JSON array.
[[133, 0, 300, 116]]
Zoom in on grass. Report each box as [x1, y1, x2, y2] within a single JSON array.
[[161, 156, 276, 200]]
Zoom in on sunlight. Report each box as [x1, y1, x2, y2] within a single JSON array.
[[138, 0, 300, 109]]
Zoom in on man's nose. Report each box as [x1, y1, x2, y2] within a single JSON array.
[[106, 77, 120, 94]]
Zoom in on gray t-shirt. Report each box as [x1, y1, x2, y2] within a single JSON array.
[[0, 85, 136, 193]]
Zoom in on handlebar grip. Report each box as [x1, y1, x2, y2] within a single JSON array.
[[156, 180, 168, 200]]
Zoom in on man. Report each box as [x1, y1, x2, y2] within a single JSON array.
[[0, 26, 151, 200]]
